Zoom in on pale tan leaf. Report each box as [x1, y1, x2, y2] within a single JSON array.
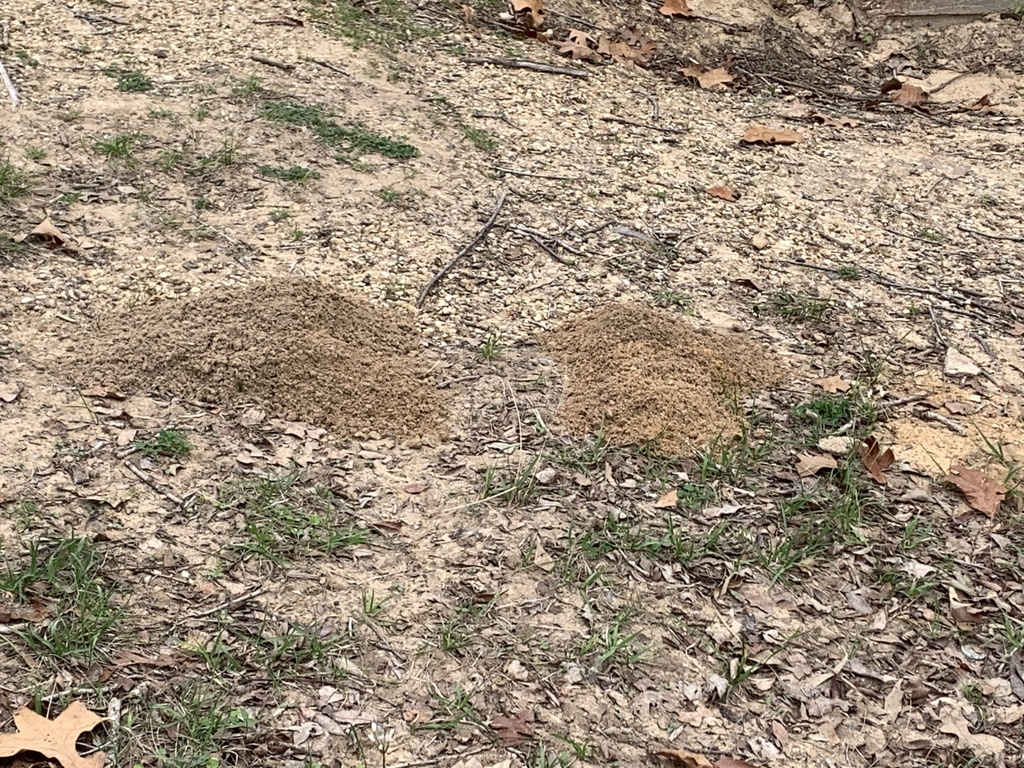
[[740, 125, 803, 146], [813, 375, 850, 393], [0, 702, 106, 768], [654, 489, 678, 508], [510, 0, 545, 27], [659, 0, 692, 16], [681, 66, 733, 90], [944, 465, 1006, 518], [796, 453, 838, 477]]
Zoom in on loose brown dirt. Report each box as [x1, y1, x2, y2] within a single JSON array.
[[63, 278, 445, 438], [548, 303, 781, 451]]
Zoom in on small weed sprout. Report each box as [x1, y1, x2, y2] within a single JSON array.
[[135, 429, 193, 458]]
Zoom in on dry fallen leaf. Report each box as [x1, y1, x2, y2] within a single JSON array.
[[891, 84, 926, 107], [0, 701, 106, 768], [796, 453, 838, 477], [659, 0, 692, 16], [559, 29, 598, 61], [948, 587, 986, 625], [597, 34, 653, 67], [13, 217, 80, 253], [0, 383, 23, 403], [813, 375, 851, 393], [706, 185, 738, 201], [944, 464, 1006, 518], [510, 0, 544, 27], [654, 489, 678, 508], [857, 436, 895, 484], [716, 758, 759, 768], [681, 65, 734, 90], [655, 749, 714, 768], [492, 709, 535, 745], [740, 125, 803, 146], [403, 481, 430, 494]]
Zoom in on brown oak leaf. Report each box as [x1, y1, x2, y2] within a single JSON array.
[[559, 29, 598, 61], [0, 701, 106, 768], [659, 0, 693, 16], [740, 125, 803, 146], [881, 79, 928, 108], [944, 464, 1006, 518], [858, 436, 895, 484]]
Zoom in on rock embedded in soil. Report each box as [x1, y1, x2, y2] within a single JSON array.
[[64, 278, 445, 438], [546, 303, 783, 454]]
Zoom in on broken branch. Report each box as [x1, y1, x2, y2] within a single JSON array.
[[462, 56, 588, 79]]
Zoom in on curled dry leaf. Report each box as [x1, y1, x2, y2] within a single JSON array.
[[944, 464, 1006, 518], [403, 481, 430, 494], [659, 0, 692, 16], [740, 125, 803, 146], [706, 185, 738, 201], [597, 33, 655, 67], [681, 66, 734, 90], [857, 436, 895, 484], [0, 701, 106, 768]]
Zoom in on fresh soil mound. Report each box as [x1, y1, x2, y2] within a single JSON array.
[[547, 304, 781, 453], [66, 279, 444, 437]]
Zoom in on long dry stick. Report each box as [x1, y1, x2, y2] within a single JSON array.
[[0, 57, 18, 108], [462, 56, 588, 79], [416, 188, 508, 308]]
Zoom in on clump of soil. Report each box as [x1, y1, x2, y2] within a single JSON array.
[[66, 278, 444, 438], [547, 304, 782, 453]]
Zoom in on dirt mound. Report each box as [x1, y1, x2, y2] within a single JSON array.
[[547, 304, 781, 453], [66, 279, 444, 438]]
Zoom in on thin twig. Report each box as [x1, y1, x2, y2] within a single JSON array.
[[417, 188, 508, 308], [601, 115, 688, 134], [250, 54, 294, 72], [188, 587, 265, 619], [505, 224, 584, 256], [927, 303, 947, 348], [124, 461, 183, 506], [880, 393, 929, 409], [956, 222, 1024, 244], [492, 166, 576, 181], [970, 332, 996, 359], [0, 57, 18, 108], [462, 56, 588, 79], [507, 226, 573, 266], [306, 57, 351, 77], [922, 411, 967, 436]]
